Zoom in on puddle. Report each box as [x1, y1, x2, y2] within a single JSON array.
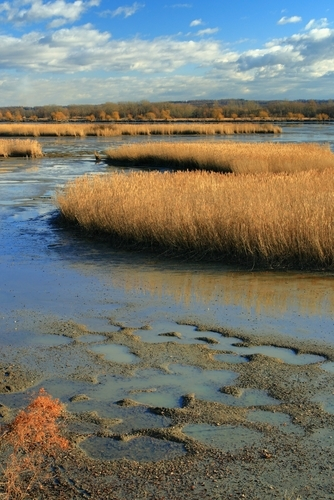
[[0, 331, 72, 348], [133, 321, 242, 348], [232, 345, 325, 365], [29, 334, 73, 347], [68, 404, 171, 434], [127, 364, 238, 408], [89, 344, 140, 364], [320, 362, 334, 373], [219, 388, 280, 407], [80, 435, 186, 462], [183, 424, 262, 451], [303, 428, 334, 450], [54, 365, 238, 409], [246, 410, 304, 435], [311, 393, 334, 415]]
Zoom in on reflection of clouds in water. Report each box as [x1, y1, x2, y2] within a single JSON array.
[[108, 266, 334, 319]]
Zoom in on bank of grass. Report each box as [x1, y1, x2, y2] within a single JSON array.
[[0, 122, 281, 137], [55, 168, 334, 269], [106, 141, 334, 173], [0, 139, 43, 158]]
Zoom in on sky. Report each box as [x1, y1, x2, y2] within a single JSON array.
[[0, 0, 334, 106]]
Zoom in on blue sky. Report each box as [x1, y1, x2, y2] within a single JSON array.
[[0, 0, 333, 105]]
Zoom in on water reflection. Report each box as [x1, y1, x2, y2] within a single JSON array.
[[53, 227, 334, 342], [106, 266, 334, 318], [2, 126, 334, 346]]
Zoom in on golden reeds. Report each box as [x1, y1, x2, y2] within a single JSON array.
[[106, 141, 334, 173], [55, 168, 334, 268], [0, 139, 43, 158], [0, 122, 281, 137]]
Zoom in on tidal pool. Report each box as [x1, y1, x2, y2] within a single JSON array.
[[133, 321, 242, 348], [89, 343, 140, 364], [321, 362, 334, 374], [183, 424, 262, 452], [225, 345, 325, 365], [246, 410, 305, 435], [80, 435, 186, 462]]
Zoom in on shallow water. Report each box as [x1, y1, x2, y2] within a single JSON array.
[[246, 410, 305, 435], [221, 346, 325, 365], [89, 343, 140, 364], [0, 124, 334, 461], [183, 424, 263, 451], [80, 435, 187, 462]]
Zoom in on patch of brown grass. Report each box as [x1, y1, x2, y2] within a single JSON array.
[[55, 168, 334, 269], [0, 389, 68, 499], [106, 141, 334, 173], [0, 122, 281, 137], [0, 139, 43, 158]]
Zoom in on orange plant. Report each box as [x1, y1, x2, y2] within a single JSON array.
[[0, 389, 68, 499]]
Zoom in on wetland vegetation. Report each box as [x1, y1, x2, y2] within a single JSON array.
[[56, 142, 334, 269], [0, 122, 281, 137], [105, 141, 334, 172], [1, 121, 334, 498], [0, 139, 43, 158]]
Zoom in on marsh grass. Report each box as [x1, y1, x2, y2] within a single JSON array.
[[106, 141, 334, 173], [55, 168, 334, 269], [0, 139, 43, 158], [0, 122, 281, 137]]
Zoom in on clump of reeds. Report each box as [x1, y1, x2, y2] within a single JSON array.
[[55, 168, 334, 269], [0, 389, 68, 499], [0, 139, 43, 158], [106, 141, 334, 173], [0, 122, 281, 138]]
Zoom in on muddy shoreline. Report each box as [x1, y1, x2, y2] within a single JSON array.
[[1, 135, 334, 498], [1, 315, 333, 499]]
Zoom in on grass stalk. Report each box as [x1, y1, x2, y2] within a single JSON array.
[[0, 139, 43, 158], [55, 168, 334, 269], [0, 123, 281, 138], [106, 141, 334, 173]]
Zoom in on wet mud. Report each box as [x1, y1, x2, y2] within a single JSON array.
[[0, 316, 333, 499], [1, 133, 334, 498]]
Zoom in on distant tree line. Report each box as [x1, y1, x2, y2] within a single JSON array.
[[0, 99, 333, 122]]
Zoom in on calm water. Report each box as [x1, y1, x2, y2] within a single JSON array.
[[0, 123, 334, 347]]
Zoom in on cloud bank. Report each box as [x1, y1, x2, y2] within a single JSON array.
[[0, 7, 333, 105]]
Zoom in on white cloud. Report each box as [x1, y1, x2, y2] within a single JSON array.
[[277, 16, 302, 25], [1, 15, 334, 104], [110, 2, 144, 18], [305, 18, 328, 30], [0, 26, 225, 74], [0, 0, 100, 26], [190, 18, 202, 27], [196, 27, 219, 36]]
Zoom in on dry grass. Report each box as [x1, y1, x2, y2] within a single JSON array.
[[55, 168, 334, 269], [0, 122, 281, 137], [0, 389, 68, 499], [0, 139, 43, 158], [106, 141, 334, 174]]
